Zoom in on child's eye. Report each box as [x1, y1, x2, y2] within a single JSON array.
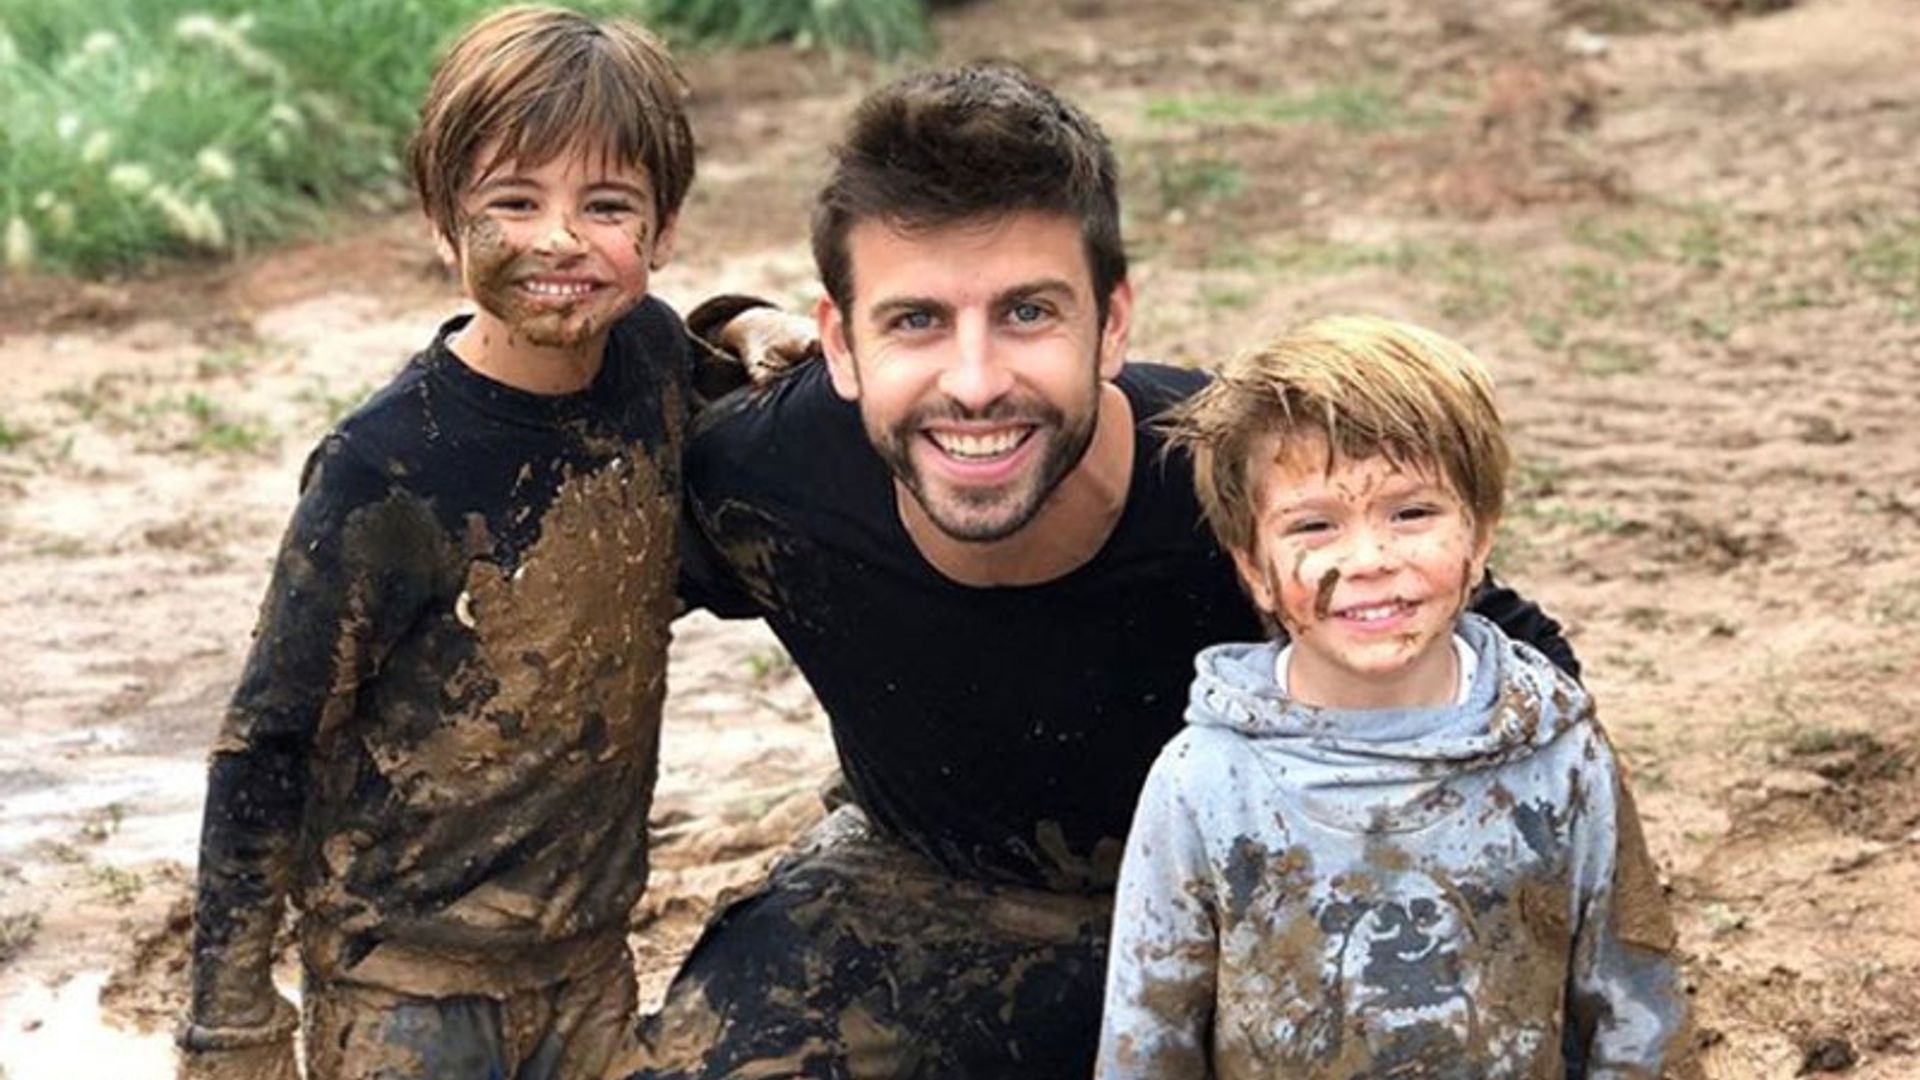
[[487, 197, 535, 213], [1393, 504, 1441, 523], [1285, 519, 1332, 537], [587, 200, 637, 218]]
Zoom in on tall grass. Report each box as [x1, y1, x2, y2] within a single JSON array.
[[0, 0, 928, 277]]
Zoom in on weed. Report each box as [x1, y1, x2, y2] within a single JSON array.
[[1568, 216, 1656, 260], [79, 802, 126, 843], [1145, 83, 1425, 134], [194, 344, 260, 379], [0, 416, 32, 450], [1687, 309, 1735, 343], [88, 865, 144, 906], [1572, 339, 1655, 376], [297, 379, 378, 425], [1677, 212, 1731, 272], [1199, 285, 1255, 311], [1517, 498, 1627, 535], [1511, 455, 1564, 499], [1849, 218, 1920, 300], [642, 0, 929, 56], [0, 911, 40, 967], [1562, 263, 1633, 318], [744, 647, 794, 683], [1149, 155, 1246, 213], [1525, 312, 1568, 351]]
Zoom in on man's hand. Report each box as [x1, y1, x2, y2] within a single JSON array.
[[176, 997, 299, 1080], [715, 306, 821, 386]]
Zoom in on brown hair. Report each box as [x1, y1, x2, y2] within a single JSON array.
[[409, 5, 695, 252], [811, 61, 1126, 322], [1163, 315, 1510, 555]]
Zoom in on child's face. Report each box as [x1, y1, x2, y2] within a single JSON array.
[[1231, 433, 1495, 702], [450, 142, 676, 355]]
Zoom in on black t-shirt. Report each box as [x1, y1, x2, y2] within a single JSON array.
[[681, 361, 1581, 893]]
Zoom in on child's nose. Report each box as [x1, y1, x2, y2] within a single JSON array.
[[534, 215, 585, 255]]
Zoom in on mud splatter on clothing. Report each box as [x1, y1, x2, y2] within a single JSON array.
[[628, 806, 1112, 1080], [1099, 616, 1693, 1079], [670, 358, 1588, 1074], [185, 299, 690, 1048]]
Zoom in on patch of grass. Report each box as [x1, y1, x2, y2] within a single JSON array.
[[641, 0, 930, 56], [0, 910, 41, 967], [0, 0, 677, 275], [1525, 312, 1568, 350], [1145, 83, 1426, 134], [88, 864, 143, 906], [296, 378, 379, 426], [0, 416, 32, 450], [1562, 263, 1633, 318], [1571, 339, 1655, 376], [1850, 218, 1920, 300], [1198, 284, 1255, 311], [1516, 498, 1629, 535], [194, 343, 262, 379], [1677, 212, 1732, 272], [1148, 155, 1246, 213], [1568, 216, 1657, 260], [744, 646, 793, 683], [143, 391, 271, 453]]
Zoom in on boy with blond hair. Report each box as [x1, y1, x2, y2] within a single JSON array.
[[176, 7, 696, 1077], [1097, 316, 1694, 1079]]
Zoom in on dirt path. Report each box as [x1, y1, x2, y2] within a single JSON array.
[[2, 1, 1917, 1076]]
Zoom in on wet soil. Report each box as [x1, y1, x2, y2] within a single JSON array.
[[3, 0, 1917, 1076]]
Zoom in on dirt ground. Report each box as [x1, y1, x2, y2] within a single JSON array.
[[2, 0, 1917, 1075]]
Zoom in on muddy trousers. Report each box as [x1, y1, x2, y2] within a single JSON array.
[[627, 806, 1114, 1080], [302, 944, 638, 1080]]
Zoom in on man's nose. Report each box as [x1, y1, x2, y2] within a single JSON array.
[[936, 315, 1014, 412]]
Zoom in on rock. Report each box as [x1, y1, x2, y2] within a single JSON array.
[[1797, 1033, 1856, 1074]]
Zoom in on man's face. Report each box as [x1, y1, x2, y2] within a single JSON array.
[[818, 211, 1131, 542], [451, 142, 676, 355], [1231, 435, 1495, 704]]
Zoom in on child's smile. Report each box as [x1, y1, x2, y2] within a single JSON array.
[[1232, 434, 1494, 709]]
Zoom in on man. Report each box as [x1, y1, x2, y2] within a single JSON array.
[[641, 62, 1578, 1079]]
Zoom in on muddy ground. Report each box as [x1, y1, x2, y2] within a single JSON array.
[[2, 0, 1917, 1075]]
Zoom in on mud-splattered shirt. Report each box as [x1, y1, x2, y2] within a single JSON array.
[[188, 299, 688, 1025], [679, 362, 1579, 891], [1098, 615, 1695, 1080]]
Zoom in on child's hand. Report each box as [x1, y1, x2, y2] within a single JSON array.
[[175, 997, 299, 1080], [719, 307, 821, 385]]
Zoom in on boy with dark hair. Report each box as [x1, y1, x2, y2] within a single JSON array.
[[176, 7, 695, 1078], [1098, 316, 1694, 1078]]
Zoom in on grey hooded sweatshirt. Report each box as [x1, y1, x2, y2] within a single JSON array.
[[1097, 614, 1694, 1080]]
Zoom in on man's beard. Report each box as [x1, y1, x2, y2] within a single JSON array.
[[872, 388, 1100, 543]]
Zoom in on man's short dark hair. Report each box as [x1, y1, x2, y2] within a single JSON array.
[[811, 62, 1126, 323]]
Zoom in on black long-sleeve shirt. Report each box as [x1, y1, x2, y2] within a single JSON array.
[[188, 299, 690, 1025]]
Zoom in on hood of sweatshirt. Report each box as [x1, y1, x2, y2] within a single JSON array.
[[1184, 613, 1591, 834]]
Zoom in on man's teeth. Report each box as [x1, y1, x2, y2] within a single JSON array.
[[1341, 602, 1409, 622], [931, 430, 1025, 459], [522, 280, 595, 298]]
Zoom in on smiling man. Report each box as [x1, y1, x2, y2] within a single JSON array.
[[637, 63, 1580, 1079]]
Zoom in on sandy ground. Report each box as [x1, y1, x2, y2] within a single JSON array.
[[2, 0, 1917, 1076]]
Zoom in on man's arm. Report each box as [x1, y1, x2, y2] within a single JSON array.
[[1098, 742, 1219, 1079], [180, 439, 438, 1068], [1471, 571, 1581, 680]]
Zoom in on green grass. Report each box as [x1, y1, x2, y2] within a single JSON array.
[[1147, 155, 1246, 213], [0, 415, 30, 449], [0, 0, 921, 276], [1146, 83, 1427, 134], [641, 0, 929, 55], [1850, 218, 1920, 300]]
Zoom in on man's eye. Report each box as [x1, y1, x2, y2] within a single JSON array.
[[1008, 301, 1049, 324], [889, 310, 937, 332]]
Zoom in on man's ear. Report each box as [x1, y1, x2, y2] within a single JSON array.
[[650, 214, 679, 271], [818, 295, 860, 402], [1096, 278, 1134, 380], [1229, 544, 1276, 616]]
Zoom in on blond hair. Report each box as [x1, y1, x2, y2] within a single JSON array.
[[1163, 314, 1510, 555], [409, 5, 695, 252]]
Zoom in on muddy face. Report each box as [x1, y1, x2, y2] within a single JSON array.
[[451, 145, 676, 379], [1231, 435, 1495, 708]]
